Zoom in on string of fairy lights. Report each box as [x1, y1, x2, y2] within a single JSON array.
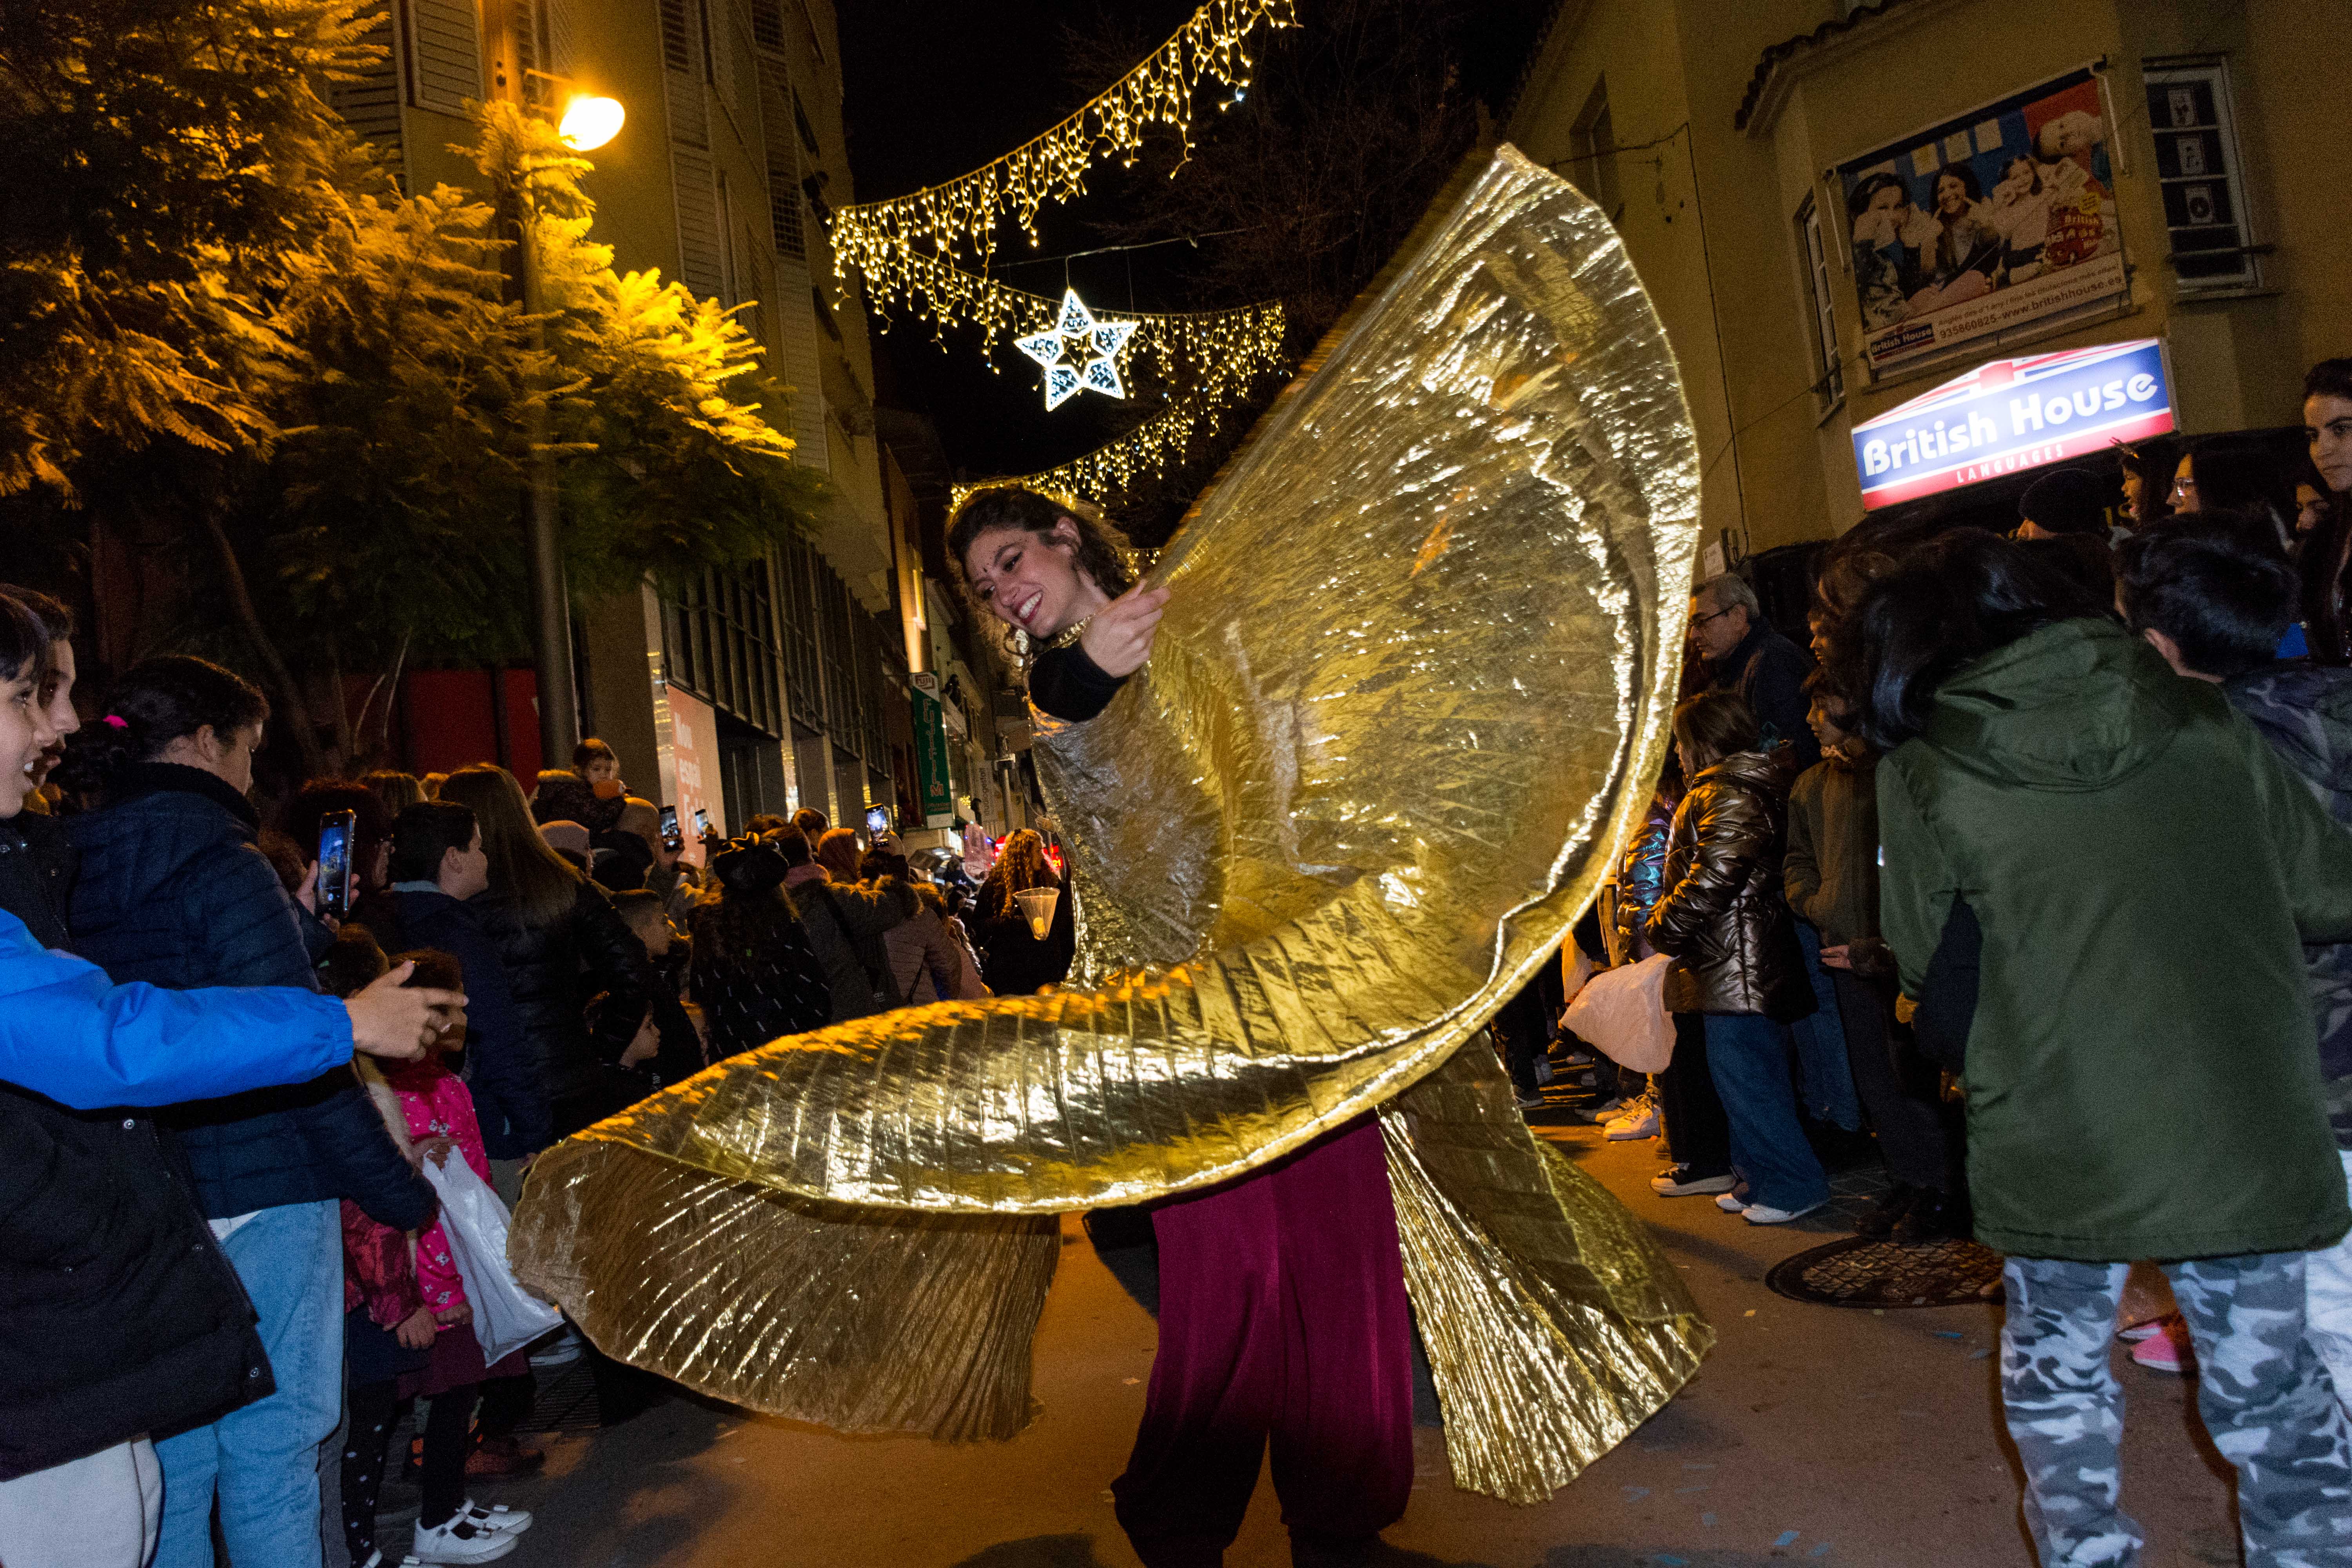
[[947, 383, 1238, 512], [827, 0, 1304, 504], [827, 0, 1297, 294], [873, 250, 1286, 416]]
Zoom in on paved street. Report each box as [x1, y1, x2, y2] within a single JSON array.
[[396, 1123, 2248, 1568]]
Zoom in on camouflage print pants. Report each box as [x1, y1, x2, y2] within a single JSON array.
[[2003, 1252, 2352, 1568]]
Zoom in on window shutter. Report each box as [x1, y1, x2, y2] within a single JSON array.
[[672, 145, 726, 300], [331, 4, 407, 173], [658, 0, 709, 147], [404, 0, 484, 115], [771, 253, 829, 472], [540, 0, 577, 78]]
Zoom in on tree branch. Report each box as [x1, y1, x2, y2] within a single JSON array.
[[199, 512, 324, 777]]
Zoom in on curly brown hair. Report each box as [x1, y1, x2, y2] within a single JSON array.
[[945, 486, 1137, 629], [980, 828, 1059, 918]]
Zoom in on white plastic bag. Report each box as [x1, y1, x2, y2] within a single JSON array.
[[1559, 952, 1675, 1073], [421, 1153, 563, 1366]]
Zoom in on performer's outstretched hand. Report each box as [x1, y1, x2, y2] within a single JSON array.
[[1080, 583, 1170, 679]]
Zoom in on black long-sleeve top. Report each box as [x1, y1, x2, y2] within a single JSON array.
[[1029, 642, 1130, 722]]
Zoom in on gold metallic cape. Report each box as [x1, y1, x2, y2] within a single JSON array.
[[511, 145, 1711, 1505]]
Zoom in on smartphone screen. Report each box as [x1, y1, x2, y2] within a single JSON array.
[[864, 804, 890, 837], [659, 804, 682, 851], [693, 808, 710, 837], [317, 809, 356, 920]]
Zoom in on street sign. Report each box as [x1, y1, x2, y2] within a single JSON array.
[[1851, 336, 2174, 510]]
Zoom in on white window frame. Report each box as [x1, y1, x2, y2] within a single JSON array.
[[1795, 194, 1844, 410], [2143, 60, 2262, 294]]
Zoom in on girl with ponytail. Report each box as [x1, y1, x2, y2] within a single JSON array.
[[52, 655, 270, 803], [60, 653, 436, 1568]]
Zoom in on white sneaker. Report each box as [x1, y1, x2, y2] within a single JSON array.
[[411, 1512, 520, 1564], [1514, 1090, 1545, 1110], [456, 1500, 534, 1535], [1742, 1200, 1827, 1225], [1603, 1097, 1659, 1140], [527, 1325, 584, 1369], [1650, 1166, 1735, 1197], [1715, 1191, 1749, 1212]]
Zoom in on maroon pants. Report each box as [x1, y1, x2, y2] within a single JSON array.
[[1111, 1116, 1416, 1568]]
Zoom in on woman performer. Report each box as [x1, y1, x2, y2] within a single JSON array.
[[951, 485, 1415, 1568]]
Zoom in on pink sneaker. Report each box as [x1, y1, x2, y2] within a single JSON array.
[[2129, 1315, 2194, 1374]]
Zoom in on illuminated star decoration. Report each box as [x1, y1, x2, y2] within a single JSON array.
[[1014, 289, 1140, 411]]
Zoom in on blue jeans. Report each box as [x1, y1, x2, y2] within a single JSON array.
[[1702, 1013, 1830, 1213], [155, 1201, 341, 1568], [1790, 922, 1861, 1131]]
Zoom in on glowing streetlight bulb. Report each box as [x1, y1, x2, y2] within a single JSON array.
[[558, 95, 625, 151]]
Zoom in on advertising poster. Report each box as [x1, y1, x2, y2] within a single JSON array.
[[1838, 66, 2125, 378], [665, 684, 722, 860], [911, 689, 956, 827], [1851, 337, 2173, 510]]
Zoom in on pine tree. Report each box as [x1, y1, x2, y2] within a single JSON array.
[[1, 1, 822, 773]]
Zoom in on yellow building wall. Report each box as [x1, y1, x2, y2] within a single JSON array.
[[1510, 0, 2352, 549]]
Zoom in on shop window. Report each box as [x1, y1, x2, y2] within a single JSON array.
[[2143, 62, 2261, 292], [1795, 195, 1844, 407]]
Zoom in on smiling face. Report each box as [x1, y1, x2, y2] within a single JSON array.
[[0, 662, 60, 819], [1935, 173, 1969, 217], [962, 519, 1105, 639], [1868, 184, 1910, 221]]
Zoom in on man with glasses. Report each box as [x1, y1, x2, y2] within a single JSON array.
[[1688, 572, 1820, 776]]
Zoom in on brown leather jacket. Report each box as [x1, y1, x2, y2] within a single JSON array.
[[1642, 750, 1815, 1020]]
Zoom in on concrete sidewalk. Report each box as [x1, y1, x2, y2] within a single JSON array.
[[403, 1121, 2249, 1568]]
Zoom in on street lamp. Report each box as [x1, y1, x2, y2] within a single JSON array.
[[558, 95, 625, 152], [486, 26, 628, 772]]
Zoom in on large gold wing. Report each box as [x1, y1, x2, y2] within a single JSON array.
[[512, 145, 1708, 1502]]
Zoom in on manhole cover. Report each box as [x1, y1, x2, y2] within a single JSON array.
[[1765, 1234, 2007, 1308]]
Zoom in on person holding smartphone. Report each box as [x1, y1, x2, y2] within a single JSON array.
[[55, 655, 439, 1568], [0, 594, 459, 1568]]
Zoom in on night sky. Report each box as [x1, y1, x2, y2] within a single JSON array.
[[835, 0, 1557, 488]]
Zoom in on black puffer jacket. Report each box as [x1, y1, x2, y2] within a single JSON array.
[[67, 764, 432, 1227], [0, 809, 269, 1480], [466, 875, 652, 1118], [1644, 751, 1815, 1021]]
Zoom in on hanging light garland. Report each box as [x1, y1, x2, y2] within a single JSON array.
[[866, 250, 1287, 412], [827, 0, 1297, 312], [950, 381, 1254, 512]]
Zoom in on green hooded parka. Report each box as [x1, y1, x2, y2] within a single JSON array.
[[1877, 619, 2352, 1261]]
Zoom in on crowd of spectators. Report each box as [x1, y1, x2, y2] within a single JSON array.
[[8, 352, 2351, 1568], [0, 603, 1069, 1566], [1518, 354, 2352, 1567]]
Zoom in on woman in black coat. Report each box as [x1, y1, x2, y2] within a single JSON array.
[[689, 835, 834, 1058], [437, 764, 653, 1144], [968, 829, 1077, 997]]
